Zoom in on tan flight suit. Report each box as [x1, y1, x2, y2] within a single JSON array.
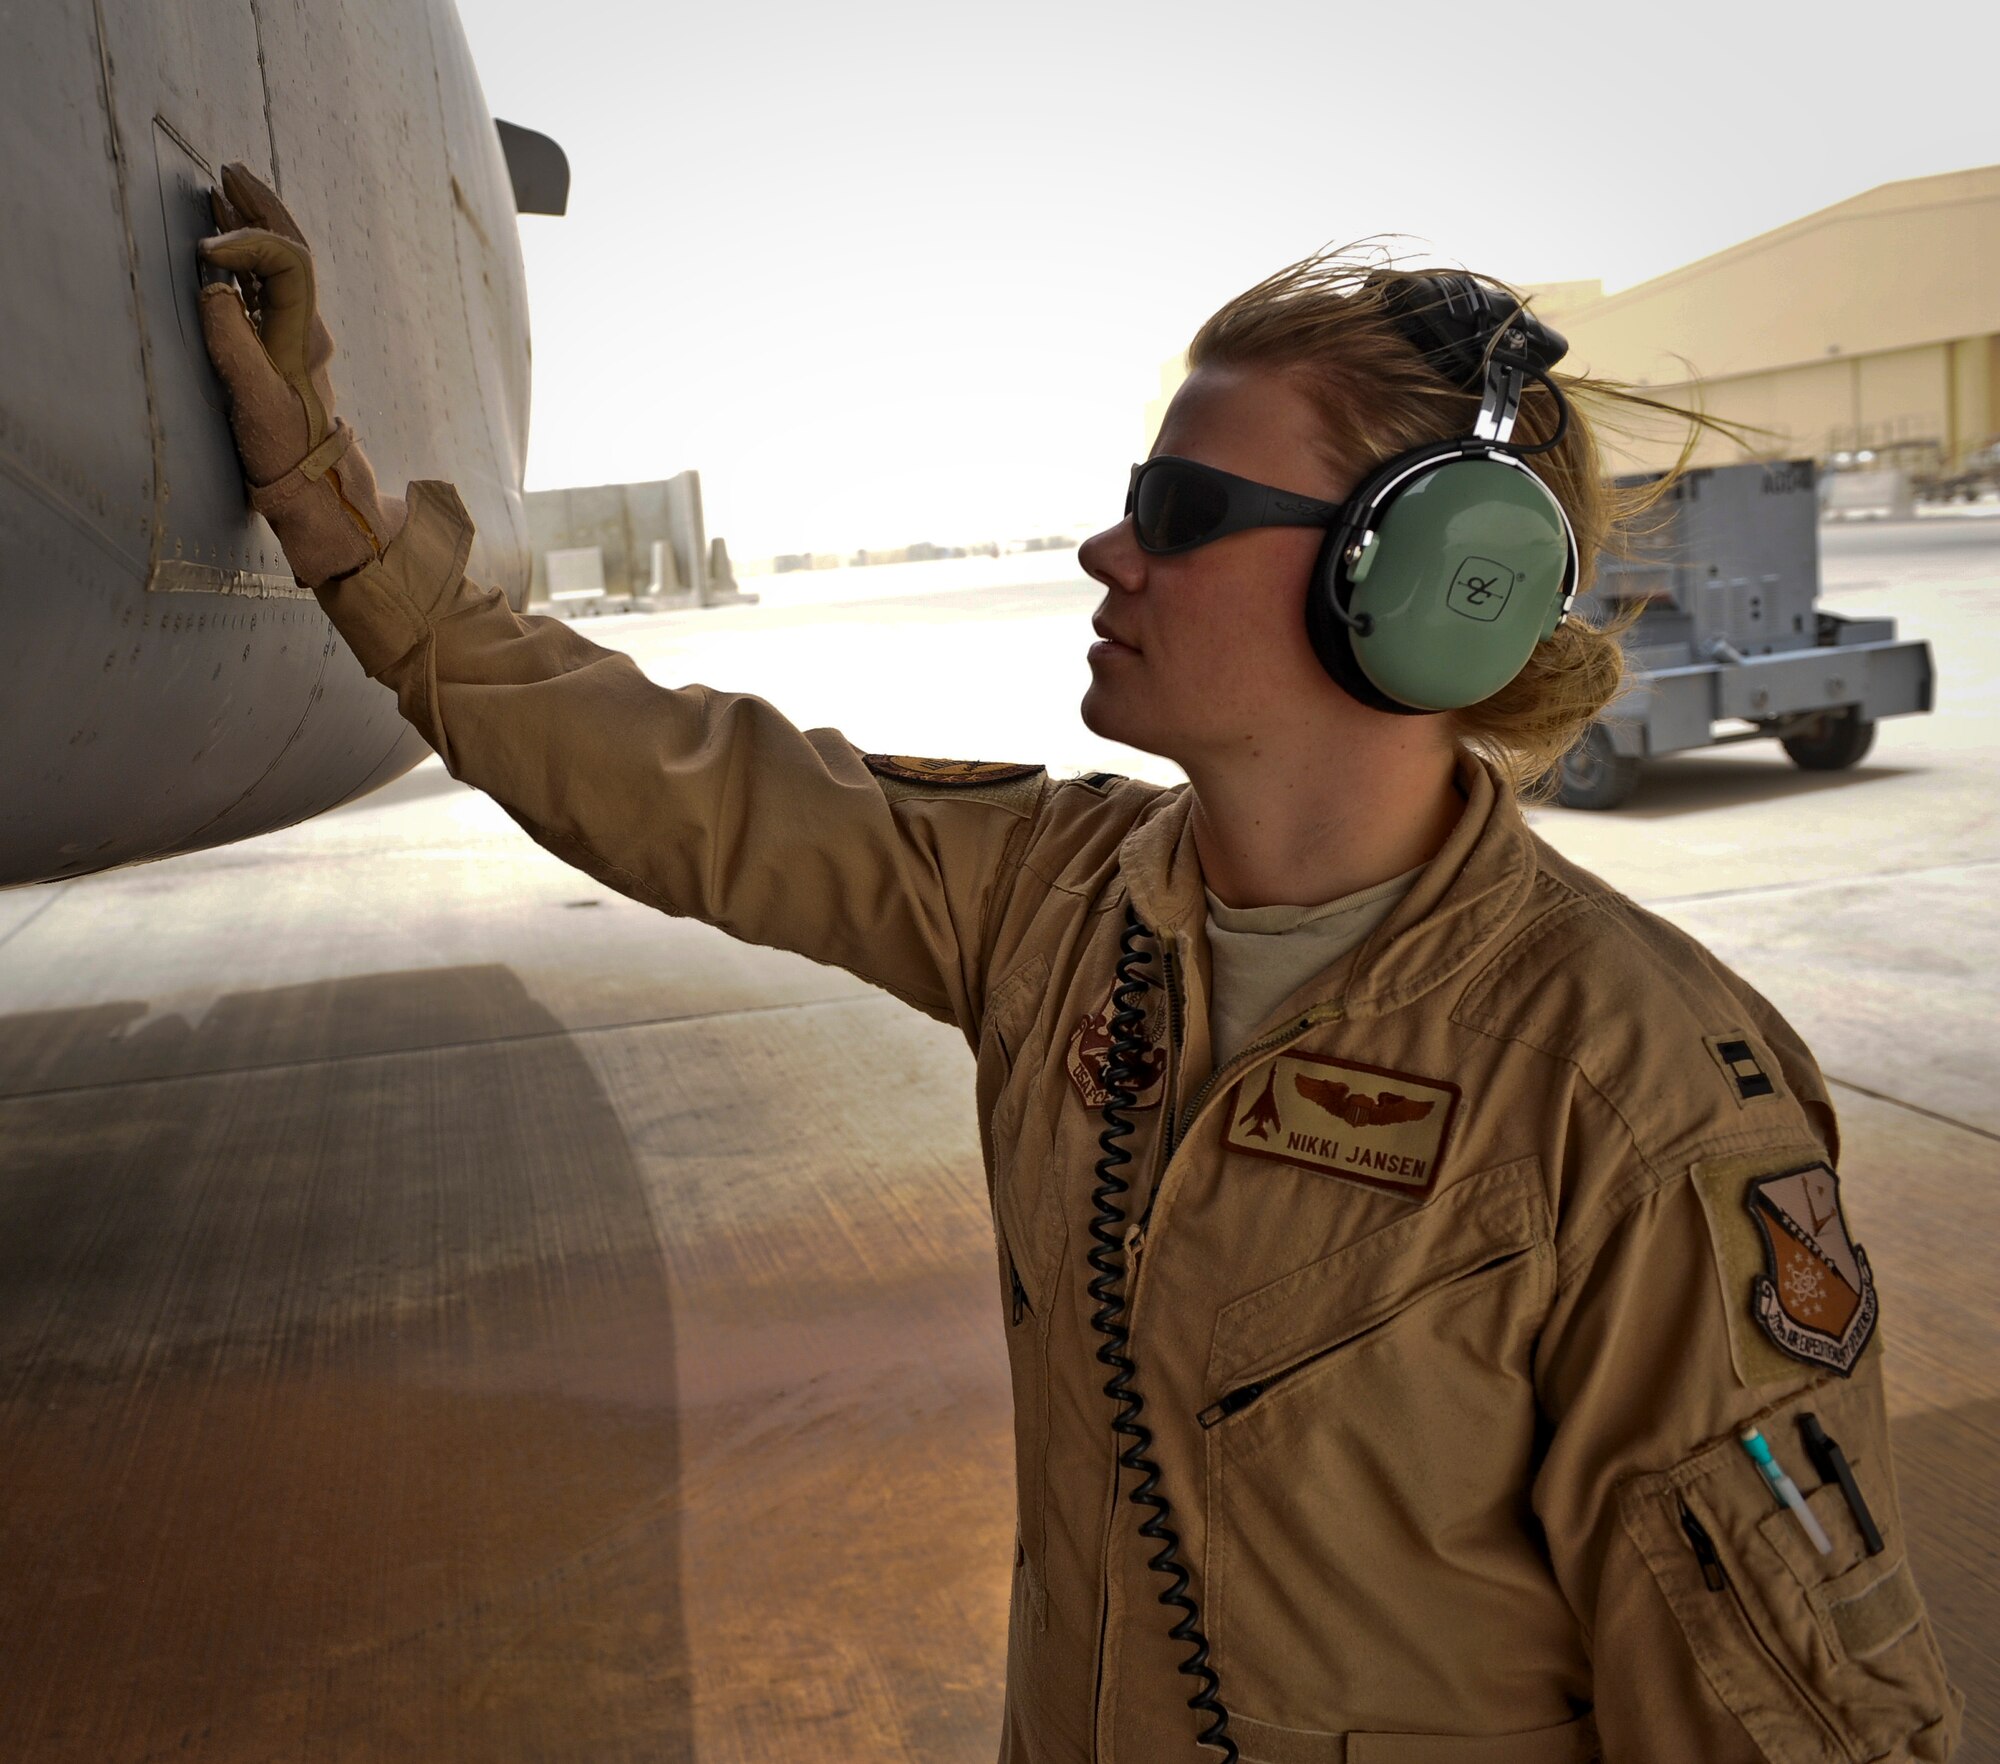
[[315, 481, 1963, 1764]]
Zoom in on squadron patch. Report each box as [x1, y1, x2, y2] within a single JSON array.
[[1067, 991, 1168, 1110], [1225, 1051, 1460, 1199], [1745, 1162, 1878, 1376], [1692, 1148, 1881, 1386], [862, 754, 1044, 786]]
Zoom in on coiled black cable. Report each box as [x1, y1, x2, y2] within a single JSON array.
[[1085, 903, 1238, 1761]]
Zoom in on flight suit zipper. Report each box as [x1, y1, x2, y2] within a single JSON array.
[[1091, 925, 1344, 1759], [1678, 1498, 1726, 1591], [1195, 1383, 1265, 1428], [1154, 938, 1346, 1201], [1170, 1000, 1347, 1163], [1158, 940, 1185, 1148]]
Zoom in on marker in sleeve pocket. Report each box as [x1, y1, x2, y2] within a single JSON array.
[[1741, 1426, 1833, 1556]]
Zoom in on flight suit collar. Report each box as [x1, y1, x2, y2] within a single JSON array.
[[1115, 746, 1537, 1023]]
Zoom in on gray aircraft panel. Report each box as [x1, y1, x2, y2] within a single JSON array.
[[0, 5, 154, 584], [0, 0, 543, 888]]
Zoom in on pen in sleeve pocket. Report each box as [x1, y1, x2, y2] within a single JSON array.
[[1798, 1412, 1885, 1556]]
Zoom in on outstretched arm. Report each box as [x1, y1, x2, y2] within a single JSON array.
[[197, 164, 1044, 1039]]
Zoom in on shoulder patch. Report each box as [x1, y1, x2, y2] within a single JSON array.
[[862, 754, 1044, 787], [1067, 989, 1169, 1110], [1693, 1149, 1879, 1385], [1746, 1163, 1878, 1375]]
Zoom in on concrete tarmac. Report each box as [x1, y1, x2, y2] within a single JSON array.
[[0, 518, 1994, 1760]]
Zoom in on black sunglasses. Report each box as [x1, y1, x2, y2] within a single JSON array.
[[1124, 455, 1347, 555]]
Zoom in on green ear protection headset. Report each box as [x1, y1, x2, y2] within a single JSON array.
[[1304, 272, 1581, 715]]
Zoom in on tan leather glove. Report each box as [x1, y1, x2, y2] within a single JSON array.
[[197, 163, 407, 589]]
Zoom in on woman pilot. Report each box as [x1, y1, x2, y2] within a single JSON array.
[[198, 163, 1960, 1762]]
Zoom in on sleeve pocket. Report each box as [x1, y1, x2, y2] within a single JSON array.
[[1617, 1389, 1961, 1764]]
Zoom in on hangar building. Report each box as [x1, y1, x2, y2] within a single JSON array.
[[1144, 166, 2000, 486], [1557, 164, 2000, 480]]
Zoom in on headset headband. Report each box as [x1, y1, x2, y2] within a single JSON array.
[[1370, 271, 1570, 383], [1373, 271, 1569, 446]]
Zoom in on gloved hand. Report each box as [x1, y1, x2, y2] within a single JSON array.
[[197, 162, 406, 588]]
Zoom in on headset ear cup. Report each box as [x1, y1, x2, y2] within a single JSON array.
[[1305, 534, 1427, 717], [1316, 452, 1575, 714]]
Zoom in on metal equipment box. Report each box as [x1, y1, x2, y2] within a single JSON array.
[[1554, 459, 1934, 808]]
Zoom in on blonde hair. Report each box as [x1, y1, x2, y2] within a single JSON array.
[[1186, 244, 1733, 799]]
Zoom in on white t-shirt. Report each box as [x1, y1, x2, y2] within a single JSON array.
[[1204, 863, 1426, 1071]]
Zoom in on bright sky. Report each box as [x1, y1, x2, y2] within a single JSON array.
[[455, 0, 1994, 560]]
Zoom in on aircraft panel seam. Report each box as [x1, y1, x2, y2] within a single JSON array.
[[245, 0, 283, 192], [88, 0, 165, 580], [176, 628, 339, 846], [421, 0, 513, 599], [0, 452, 149, 577]]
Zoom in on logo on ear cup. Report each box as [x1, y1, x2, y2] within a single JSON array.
[[1446, 556, 1516, 622]]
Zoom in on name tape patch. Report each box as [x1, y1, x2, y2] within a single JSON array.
[[1226, 1050, 1460, 1198]]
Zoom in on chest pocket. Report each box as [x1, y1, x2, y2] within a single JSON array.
[[1200, 1155, 1575, 1727], [1202, 1153, 1549, 1415]]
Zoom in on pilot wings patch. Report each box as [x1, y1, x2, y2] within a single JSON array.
[[1291, 1074, 1436, 1130]]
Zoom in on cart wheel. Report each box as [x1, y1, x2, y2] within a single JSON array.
[[1557, 724, 1643, 810], [1781, 707, 1876, 770]]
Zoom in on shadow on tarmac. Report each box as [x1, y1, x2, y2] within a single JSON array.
[[2, 960, 1987, 1758], [0, 963, 587, 1101], [0, 965, 693, 1764]]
